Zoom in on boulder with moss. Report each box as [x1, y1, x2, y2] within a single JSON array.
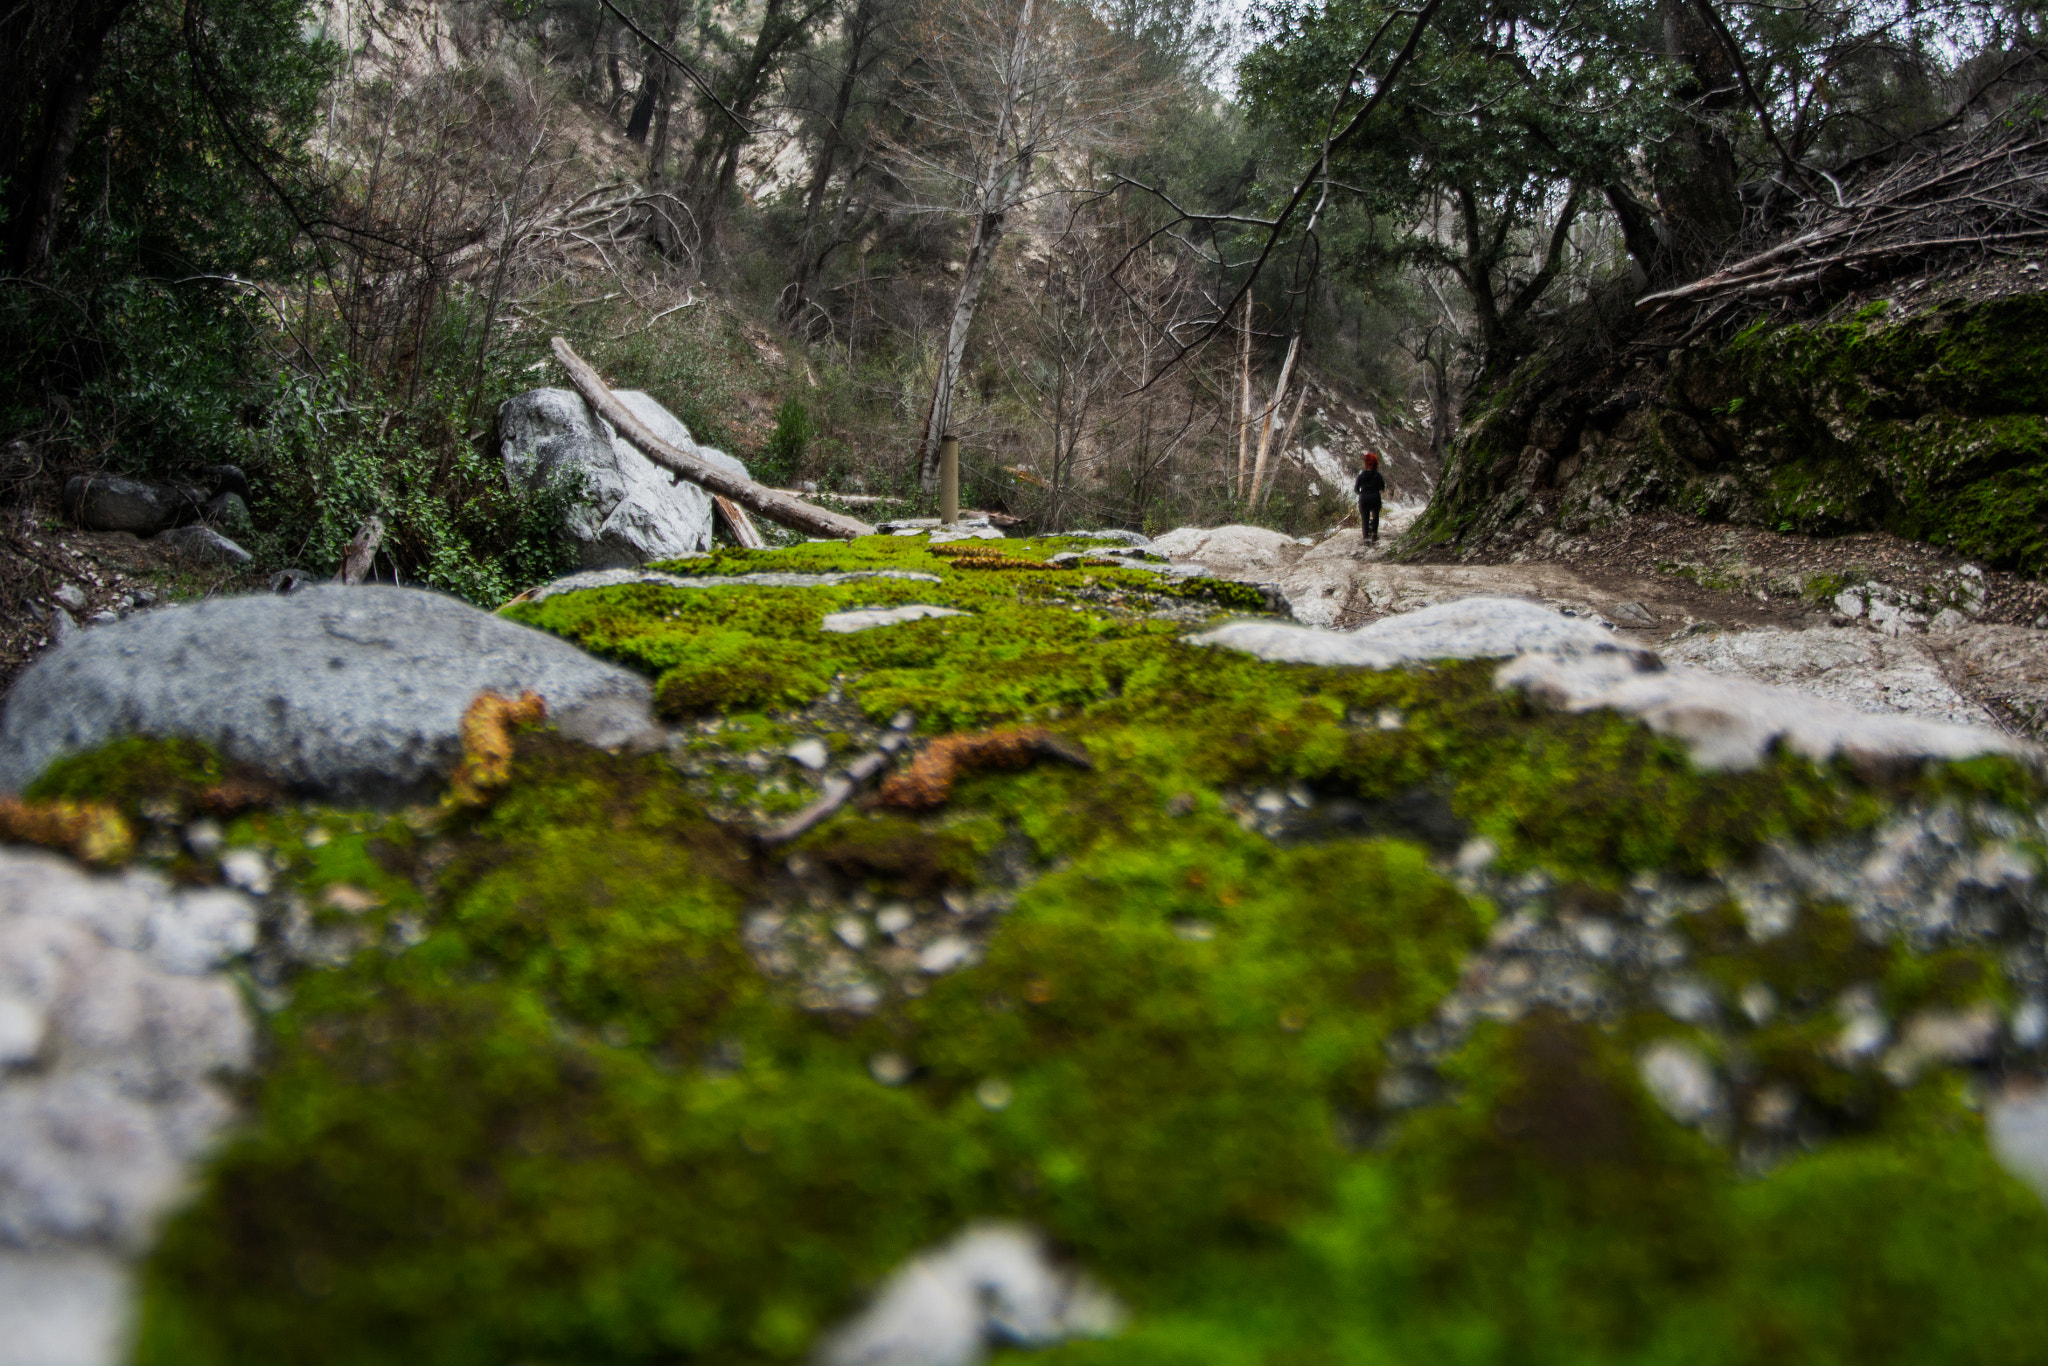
[[2, 533, 2047, 1365]]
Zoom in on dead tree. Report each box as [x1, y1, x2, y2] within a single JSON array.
[[888, 0, 1147, 489]]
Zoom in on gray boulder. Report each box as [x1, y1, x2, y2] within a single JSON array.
[[0, 585, 659, 804], [61, 475, 201, 535], [202, 491, 253, 538], [157, 525, 251, 568], [499, 388, 750, 569]]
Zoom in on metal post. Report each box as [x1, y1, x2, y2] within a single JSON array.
[[939, 434, 960, 525]]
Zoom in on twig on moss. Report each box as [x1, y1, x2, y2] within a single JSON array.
[[758, 724, 916, 846]]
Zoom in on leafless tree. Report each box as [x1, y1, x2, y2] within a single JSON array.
[[884, 0, 1150, 488]]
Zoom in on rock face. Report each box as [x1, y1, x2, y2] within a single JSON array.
[[498, 388, 750, 568], [0, 585, 658, 803], [0, 849, 256, 1366]]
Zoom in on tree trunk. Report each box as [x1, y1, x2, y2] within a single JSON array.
[[1656, 0, 1744, 270], [1246, 331, 1300, 507], [9, 0, 135, 274], [917, 152, 1031, 488], [783, 0, 880, 325], [1234, 288, 1252, 497], [916, 0, 1039, 489]]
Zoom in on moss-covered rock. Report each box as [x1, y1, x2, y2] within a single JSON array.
[[1415, 291, 2048, 572], [26, 534, 2038, 1364]]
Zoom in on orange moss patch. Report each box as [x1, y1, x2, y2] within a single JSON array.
[[449, 692, 549, 807], [0, 796, 135, 865], [874, 728, 1091, 809]]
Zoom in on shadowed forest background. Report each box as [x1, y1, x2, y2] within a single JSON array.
[[1, 0, 2044, 600]]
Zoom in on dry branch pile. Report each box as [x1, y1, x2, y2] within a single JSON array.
[[1638, 123, 2048, 321]]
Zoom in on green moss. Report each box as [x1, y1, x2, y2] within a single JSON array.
[[1727, 294, 2048, 569], [1034, 1065, 2048, 1366], [115, 534, 2048, 1363], [25, 735, 229, 812]]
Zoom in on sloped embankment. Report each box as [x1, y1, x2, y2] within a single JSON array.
[[1417, 287, 2048, 574]]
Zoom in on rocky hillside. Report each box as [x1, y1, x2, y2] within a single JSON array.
[[4, 528, 2048, 1363], [1415, 261, 2048, 577]]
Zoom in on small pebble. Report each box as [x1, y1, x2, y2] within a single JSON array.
[[834, 916, 869, 950], [218, 847, 271, 895], [787, 738, 830, 771], [975, 1077, 1014, 1110], [869, 1052, 913, 1086], [184, 820, 224, 857], [918, 935, 973, 973], [876, 905, 914, 937], [2015, 998, 2048, 1049]]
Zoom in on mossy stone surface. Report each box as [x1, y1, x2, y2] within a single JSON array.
[[63, 535, 2048, 1364], [1414, 291, 2048, 569]]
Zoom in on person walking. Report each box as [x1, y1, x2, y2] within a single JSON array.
[[1354, 451, 1385, 542]]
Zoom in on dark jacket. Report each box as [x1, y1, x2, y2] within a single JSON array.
[[1354, 467, 1385, 503]]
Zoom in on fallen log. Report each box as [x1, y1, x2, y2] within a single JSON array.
[[714, 497, 767, 548], [551, 336, 876, 541]]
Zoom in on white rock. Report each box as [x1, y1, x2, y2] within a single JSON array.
[[1831, 986, 1890, 1063], [216, 848, 270, 896], [1835, 589, 1865, 618], [498, 388, 751, 569], [2015, 998, 2048, 1049], [1500, 647, 2029, 772], [1661, 627, 1996, 729], [1989, 1082, 2048, 1201], [1881, 1002, 2002, 1085], [0, 1247, 128, 1366], [788, 739, 831, 771], [0, 849, 255, 1366], [822, 605, 970, 634], [815, 1224, 1123, 1366], [1193, 595, 1626, 669], [1637, 1040, 1722, 1124], [918, 936, 975, 974], [1148, 525, 1306, 579], [1929, 607, 1971, 633]]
